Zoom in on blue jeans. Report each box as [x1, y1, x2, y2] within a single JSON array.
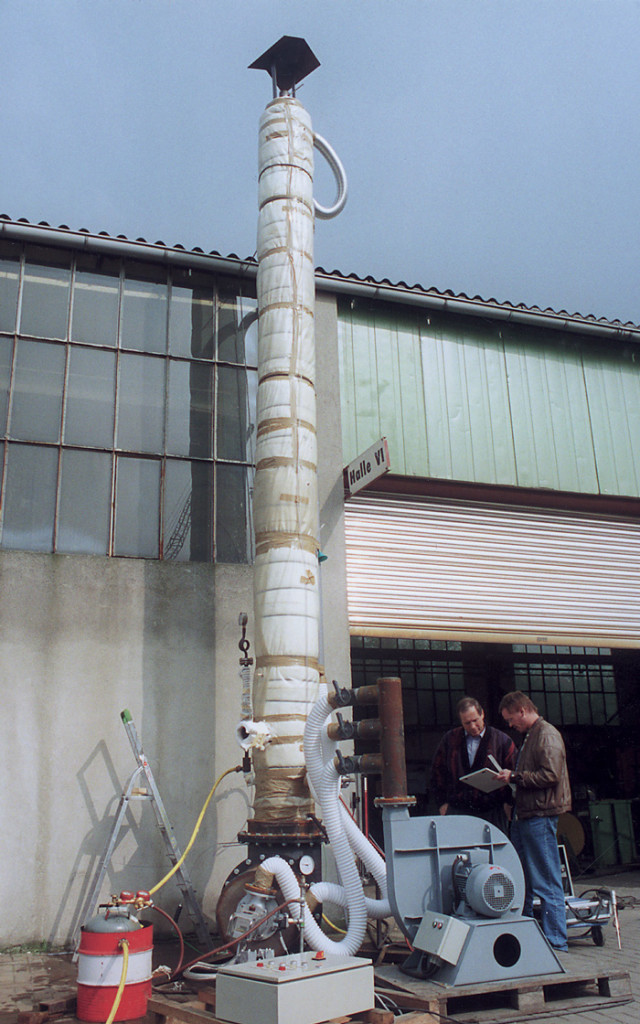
[[510, 815, 568, 950]]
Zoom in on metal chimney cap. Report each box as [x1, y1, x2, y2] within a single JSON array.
[[249, 35, 320, 92]]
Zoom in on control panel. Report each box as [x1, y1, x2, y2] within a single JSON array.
[[215, 951, 374, 1024]]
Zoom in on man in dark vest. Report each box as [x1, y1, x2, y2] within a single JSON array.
[[430, 696, 516, 831]]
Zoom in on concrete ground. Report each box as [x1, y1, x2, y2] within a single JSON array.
[[1, 867, 639, 1024]]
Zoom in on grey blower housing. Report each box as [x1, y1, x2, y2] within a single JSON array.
[[382, 811, 565, 986]]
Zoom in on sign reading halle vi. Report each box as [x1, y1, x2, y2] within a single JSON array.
[[344, 437, 390, 496]]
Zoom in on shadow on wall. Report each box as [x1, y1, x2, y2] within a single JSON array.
[[50, 738, 135, 947]]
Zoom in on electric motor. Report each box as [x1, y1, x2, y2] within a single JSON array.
[[465, 863, 516, 918]]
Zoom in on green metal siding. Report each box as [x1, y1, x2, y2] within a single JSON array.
[[338, 301, 640, 498]]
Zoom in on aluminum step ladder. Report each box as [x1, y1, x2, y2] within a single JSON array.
[[76, 709, 213, 949]]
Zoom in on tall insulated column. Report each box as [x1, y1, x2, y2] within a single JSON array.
[[250, 95, 320, 832]]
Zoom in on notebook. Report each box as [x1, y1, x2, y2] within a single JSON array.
[[459, 755, 507, 793]]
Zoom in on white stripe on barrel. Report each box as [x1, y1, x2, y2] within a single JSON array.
[[76, 923, 153, 1022]]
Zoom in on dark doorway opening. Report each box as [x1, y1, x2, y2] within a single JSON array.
[[350, 637, 640, 867]]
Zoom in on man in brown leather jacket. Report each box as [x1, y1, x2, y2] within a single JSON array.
[[495, 691, 571, 951]]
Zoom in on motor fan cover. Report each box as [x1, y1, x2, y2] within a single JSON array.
[[465, 863, 516, 918]]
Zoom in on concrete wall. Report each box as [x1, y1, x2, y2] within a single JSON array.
[[0, 292, 351, 947], [0, 553, 254, 945]]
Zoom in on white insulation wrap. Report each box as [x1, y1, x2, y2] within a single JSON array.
[[252, 97, 321, 821]]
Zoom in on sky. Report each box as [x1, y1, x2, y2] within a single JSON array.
[[2, 0, 640, 324]]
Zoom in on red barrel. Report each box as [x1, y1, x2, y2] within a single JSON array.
[[77, 922, 153, 1021]]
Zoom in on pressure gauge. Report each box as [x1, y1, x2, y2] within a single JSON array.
[[299, 855, 315, 876]]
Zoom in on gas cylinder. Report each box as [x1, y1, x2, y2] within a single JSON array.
[[77, 896, 153, 1022]]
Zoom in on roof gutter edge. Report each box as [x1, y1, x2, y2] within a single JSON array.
[[315, 272, 640, 342], [0, 220, 258, 280], [3, 220, 637, 341]]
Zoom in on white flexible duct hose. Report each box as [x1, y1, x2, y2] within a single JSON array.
[[305, 695, 389, 931], [310, 880, 389, 920], [338, 805, 390, 917], [304, 694, 390, 920], [255, 694, 390, 953], [313, 133, 348, 220]]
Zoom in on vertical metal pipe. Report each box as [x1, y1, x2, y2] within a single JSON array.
[[377, 677, 410, 802], [251, 96, 320, 828]]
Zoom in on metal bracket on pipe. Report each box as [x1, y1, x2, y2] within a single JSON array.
[[327, 708, 356, 741], [334, 750, 383, 777], [330, 680, 353, 707]]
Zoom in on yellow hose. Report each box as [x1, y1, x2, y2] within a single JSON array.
[[149, 766, 240, 896], [322, 913, 347, 935], [105, 938, 129, 1024]]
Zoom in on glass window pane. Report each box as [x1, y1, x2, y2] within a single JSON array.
[[590, 692, 605, 725], [164, 459, 213, 562], [65, 347, 116, 447], [217, 289, 258, 363], [114, 456, 160, 557], [602, 667, 616, 691], [166, 360, 213, 458], [434, 690, 450, 724], [1, 443, 57, 551], [215, 462, 251, 563], [240, 295, 258, 365], [0, 245, 21, 333], [417, 689, 433, 723], [121, 270, 168, 353], [217, 366, 253, 460], [21, 250, 71, 338], [604, 692, 619, 723], [403, 691, 418, 726], [11, 338, 65, 442], [57, 450, 111, 554], [117, 353, 165, 453], [169, 281, 214, 358], [546, 691, 561, 723], [0, 336, 12, 433], [560, 691, 577, 725], [72, 263, 120, 346]]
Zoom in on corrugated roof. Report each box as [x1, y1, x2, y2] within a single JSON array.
[[2, 214, 639, 335], [314, 264, 640, 333]]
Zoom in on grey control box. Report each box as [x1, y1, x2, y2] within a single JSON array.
[[413, 910, 470, 965]]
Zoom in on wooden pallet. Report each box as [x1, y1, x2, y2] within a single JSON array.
[[148, 991, 437, 1024], [146, 958, 633, 1024], [374, 965, 633, 1022]]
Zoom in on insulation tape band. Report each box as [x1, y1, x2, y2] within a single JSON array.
[[257, 417, 316, 436], [258, 370, 315, 388], [253, 765, 312, 814], [258, 192, 313, 212], [255, 534, 319, 555], [264, 734, 304, 746], [259, 303, 314, 320], [256, 457, 316, 472], [279, 493, 310, 504], [256, 241, 313, 260], [264, 713, 308, 723], [252, 801, 314, 822], [256, 654, 320, 670]]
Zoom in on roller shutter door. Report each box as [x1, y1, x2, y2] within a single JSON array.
[[344, 494, 640, 647]]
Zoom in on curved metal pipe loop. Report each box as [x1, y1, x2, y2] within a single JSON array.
[[313, 132, 348, 219]]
